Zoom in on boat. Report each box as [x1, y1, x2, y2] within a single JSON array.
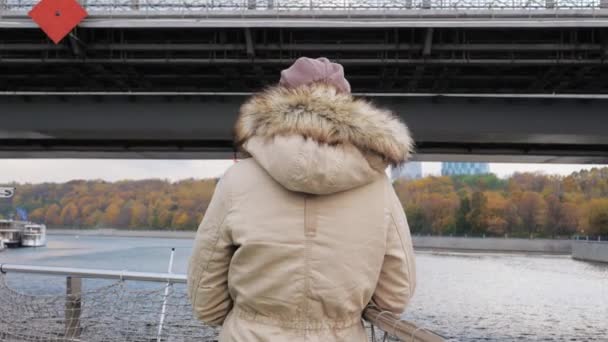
[[0, 220, 22, 247], [0, 219, 47, 248], [21, 223, 47, 247]]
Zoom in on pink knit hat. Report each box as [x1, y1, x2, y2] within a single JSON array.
[[279, 57, 351, 94]]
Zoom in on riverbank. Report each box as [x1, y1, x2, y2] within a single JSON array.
[[413, 236, 572, 254], [572, 240, 608, 263], [48, 228, 195, 239], [48, 229, 574, 254]]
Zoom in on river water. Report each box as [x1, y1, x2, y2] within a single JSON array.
[[1, 234, 607, 341]]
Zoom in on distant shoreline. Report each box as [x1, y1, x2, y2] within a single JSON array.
[[47, 228, 196, 239], [47, 228, 574, 255]]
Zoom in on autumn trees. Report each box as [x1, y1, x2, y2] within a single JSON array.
[[588, 199, 608, 236], [394, 169, 608, 238], [393, 176, 459, 235], [1, 167, 608, 236], [0, 179, 216, 231]]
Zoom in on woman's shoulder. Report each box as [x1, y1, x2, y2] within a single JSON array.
[[222, 157, 266, 178], [218, 158, 273, 191]]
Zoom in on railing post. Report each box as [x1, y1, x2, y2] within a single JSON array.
[[65, 276, 82, 340]]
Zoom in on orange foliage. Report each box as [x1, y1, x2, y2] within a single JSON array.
[[3, 167, 608, 236]]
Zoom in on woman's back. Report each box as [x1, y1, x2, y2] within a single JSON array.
[[188, 59, 416, 342]]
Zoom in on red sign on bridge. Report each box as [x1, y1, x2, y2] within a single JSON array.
[[28, 0, 88, 44]]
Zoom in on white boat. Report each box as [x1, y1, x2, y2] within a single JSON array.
[[0, 220, 22, 247], [0, 220, 20, 247], [0, 219, 47, 247], [21, 224, 47, 247]]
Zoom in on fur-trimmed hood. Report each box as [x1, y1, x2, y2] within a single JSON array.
[[234, 83, 413, 194]]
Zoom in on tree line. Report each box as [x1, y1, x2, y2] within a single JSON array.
[[394, 168, 608, 237], [0, 179, 217, 230], [1, 167, 608, 236]]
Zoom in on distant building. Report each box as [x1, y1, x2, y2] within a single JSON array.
[[441, 162, 490, 176], [391, 162, 423, 181]]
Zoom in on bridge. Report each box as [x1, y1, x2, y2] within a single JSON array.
[[1, 0, 608, 162]]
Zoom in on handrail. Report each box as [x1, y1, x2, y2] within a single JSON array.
[[364, 306, 446, 342], [0, 263, 186, 283], [0, 263, 445, 342]]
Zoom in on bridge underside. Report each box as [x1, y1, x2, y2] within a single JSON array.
[[1, 21, 608, 93], [2, 11, 608, 162], [1, 94, 608, 163]]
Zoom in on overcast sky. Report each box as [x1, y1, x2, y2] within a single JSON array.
[[0, 159, 605, 184]]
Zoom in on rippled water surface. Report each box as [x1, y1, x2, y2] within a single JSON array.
[[1, 235, 607, 341]]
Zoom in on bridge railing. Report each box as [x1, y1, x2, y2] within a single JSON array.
[[0, 263, 446, 342], [0, 0, 604, 12]]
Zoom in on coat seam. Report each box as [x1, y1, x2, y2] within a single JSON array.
[[192, 215, 228, 305], [389, 209, 413, 300], [304, 197, 312, 332], [191, 184, 232, 306], [303, 194, 319, 331]]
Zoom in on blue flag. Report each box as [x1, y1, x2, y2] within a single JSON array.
[[15, 207, 28, 221]]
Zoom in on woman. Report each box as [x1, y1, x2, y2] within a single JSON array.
[[188, 57, 416, 342]]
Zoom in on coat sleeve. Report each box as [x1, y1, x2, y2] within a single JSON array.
[[187, 174, 234, 326], [371, 184, 417, 314]]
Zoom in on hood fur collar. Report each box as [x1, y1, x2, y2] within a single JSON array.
[[234, 83, 413, 165]]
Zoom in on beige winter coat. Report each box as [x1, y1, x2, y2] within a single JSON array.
[[188, 83, 416, 342]]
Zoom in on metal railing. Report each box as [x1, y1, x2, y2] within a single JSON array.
[[574, 235, 607, 242], [0, 0, 605, 12], [0, 263, 446, 342], [0, 263, 187, 283]]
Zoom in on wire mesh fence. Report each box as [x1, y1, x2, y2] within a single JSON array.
[[0, 275, 219, 342], [0, 267, 445, 342]]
